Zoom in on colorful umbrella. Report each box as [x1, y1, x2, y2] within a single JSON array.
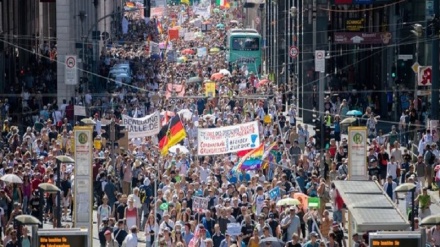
[[216, 23, 225, 29], [188, 77, 203, 84], [209, 47, 220, 54], [346, 110, 363, 116], [219, 69, 231, 76], [181, 49, 195, 55], [257, 79, 270, 87], [210, 73, 224, 80], [293, 193, 309, 211], [177, 56, 187, 63], [160, 203, 169, 211], [276, 198, 301, 207]]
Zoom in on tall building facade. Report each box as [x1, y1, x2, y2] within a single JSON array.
[[265, 0, 433, 122]]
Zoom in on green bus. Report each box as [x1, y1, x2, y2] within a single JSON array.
[[226, 29, 262, 75]]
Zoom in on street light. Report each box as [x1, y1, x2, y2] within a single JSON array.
[[37, 183, 61, 228], [55, 155, 75, 228], [395, 182, 417, 231], [290, 6, 298, 111], [411, 24, 423, 110]]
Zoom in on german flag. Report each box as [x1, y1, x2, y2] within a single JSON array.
[[158, 115, 186, 156]]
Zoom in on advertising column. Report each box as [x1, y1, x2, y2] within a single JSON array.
[[348, 126, 368, 180], [73, 126, 93, 247]]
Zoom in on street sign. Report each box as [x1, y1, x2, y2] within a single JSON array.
[[65, 55, 78, 85], [315, 50, 325, 73], [398, 54, 413, 61], [418, 66, 432, 86], [412, 62, 420, 73], [289, 46, 299, 59]]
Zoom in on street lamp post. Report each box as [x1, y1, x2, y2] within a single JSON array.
[[55, 155, 75, 228], [411, 24, 423, 111], [395, 183, 417, 231], [290, 6, 298, 110]]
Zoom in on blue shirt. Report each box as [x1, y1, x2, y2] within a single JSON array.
[[239, 173, 251, 183], [303, 241, 319, 247], [305, 181, 318, 197], [182, 231, 194, 246]]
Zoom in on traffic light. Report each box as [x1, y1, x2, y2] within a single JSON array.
[[101, 124, 111, 139], [144, 0, 151, 18], [312, 113, 321, 149], [324, 126, 331, 149], [92, 31, 101, 40], [391, 66, 396, 78], [115, 123, 125, 141]]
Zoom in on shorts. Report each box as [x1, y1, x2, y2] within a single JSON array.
[[334, 132, 341, 142], [333, 210, 342, 222], [62, 197, 70, 208]]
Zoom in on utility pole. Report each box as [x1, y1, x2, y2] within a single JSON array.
[[431, 0, 439, 120], [110, 120, 116, 168], [312, 0, 325, 167]]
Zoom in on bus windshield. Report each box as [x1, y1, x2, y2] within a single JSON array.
[[231, 37, 259, 51]]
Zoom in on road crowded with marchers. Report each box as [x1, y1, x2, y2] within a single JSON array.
[[2, 0, 440, 247]]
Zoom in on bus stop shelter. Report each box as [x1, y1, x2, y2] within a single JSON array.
[[333, 181, 409, 244]]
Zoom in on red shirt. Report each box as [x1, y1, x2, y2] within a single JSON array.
[[328, 145, 337, 158], [31, 178, 42, 192]]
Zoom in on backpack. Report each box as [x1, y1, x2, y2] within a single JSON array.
[[430, 151, 436, 165], [321, 186, 331, 202], [139, 187, 147, 204]]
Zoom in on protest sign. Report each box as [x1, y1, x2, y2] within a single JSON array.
[[227, 223, 241, 236], [121, 112, 161, 139], [184, 32, 196, 41], [197, 47, 207, 57], [194, 5, 211, 19], [197, 121, 260, 155], [167, 50, 177, 62], [192, 196, 209, 212], [149, 42, 160, 55], [169, 28, 179, 40], [269, 186, 280, 201], [205, 82, 216, 97]]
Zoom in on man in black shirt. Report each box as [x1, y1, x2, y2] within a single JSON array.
[[212, 224, 225, 247], [116, 195, 127, 221], [60, 173, 71, 221], [368, 159, 381, 180], [113, 219, 128, 246], [240, 214, 254, 245], [98, 218, 112, 247]]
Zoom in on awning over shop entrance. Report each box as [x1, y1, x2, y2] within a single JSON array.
[[333, 180, 409, 232]]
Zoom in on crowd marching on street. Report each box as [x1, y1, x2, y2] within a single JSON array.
[[2, 0, 440, 247]]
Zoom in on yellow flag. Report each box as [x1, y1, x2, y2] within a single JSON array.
[[181, 0, 189, 5]]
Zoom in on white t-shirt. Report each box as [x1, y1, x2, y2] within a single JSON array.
[[254, 194, 265, 215]]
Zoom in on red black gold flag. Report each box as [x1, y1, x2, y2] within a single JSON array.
[[158, 115, 186, 156]]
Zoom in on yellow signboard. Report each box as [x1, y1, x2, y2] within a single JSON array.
[[205, 82, 216, 97]]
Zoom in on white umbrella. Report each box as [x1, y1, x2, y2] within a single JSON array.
[[203, 114, 216, 121], [1, 174, 23, 184], [169, 144, 190, 154], [219, 69, 231, 76], [178, 109, 193, 121]]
